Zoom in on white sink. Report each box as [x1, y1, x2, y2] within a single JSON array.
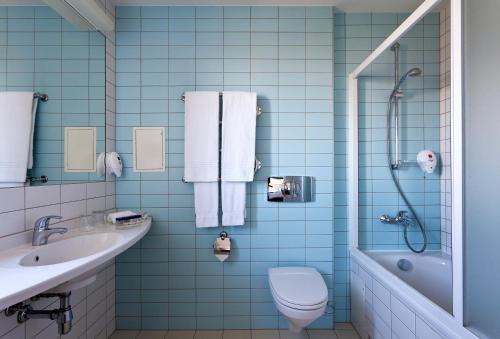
[[20, 233, 124, 266], [0, 217, 151, 311]]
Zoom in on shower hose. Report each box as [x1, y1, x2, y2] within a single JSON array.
[[386, 95, 428, 253]]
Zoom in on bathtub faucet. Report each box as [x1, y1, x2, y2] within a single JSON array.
[[380, 210, 411, 226]]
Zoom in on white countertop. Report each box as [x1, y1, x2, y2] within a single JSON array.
[[0, 218, 151, 310]]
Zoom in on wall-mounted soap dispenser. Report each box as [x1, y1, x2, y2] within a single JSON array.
[[267, 176, 313, 202]]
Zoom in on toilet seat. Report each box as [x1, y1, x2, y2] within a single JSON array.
[[269, 267, 328, 311]]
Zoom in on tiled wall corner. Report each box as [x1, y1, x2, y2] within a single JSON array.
[[333, 12, 350, 323], [439, 4, 452, 255]]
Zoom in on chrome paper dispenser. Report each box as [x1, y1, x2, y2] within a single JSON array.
[[214, 231, 231, 262], [267, 176, 313, 202]]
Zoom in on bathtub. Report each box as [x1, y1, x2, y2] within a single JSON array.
[[365, 250, 452, 313], [350, 248, 477, 339]]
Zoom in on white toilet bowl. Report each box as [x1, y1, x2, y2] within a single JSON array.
[[268, 267, 328, 333]]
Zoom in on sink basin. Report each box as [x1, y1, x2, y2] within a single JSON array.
[[20, 233, 124, 267], [0, 217, 150, 311]]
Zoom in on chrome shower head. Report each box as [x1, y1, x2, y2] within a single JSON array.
[[406, 67, 422, 77], [392, 68, 422, 95]]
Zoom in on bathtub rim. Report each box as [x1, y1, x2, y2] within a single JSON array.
[[350, 247, 477, 339], [364, 249, 453, 314]]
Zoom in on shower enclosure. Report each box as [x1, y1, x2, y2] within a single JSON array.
[[382, 42, 428, 253], [355, 20, 443, 255], [347, 0, 478, 338]]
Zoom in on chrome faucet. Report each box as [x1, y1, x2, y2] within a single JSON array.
[[32, 215, 67, 246], [380, 211, 411, 226]]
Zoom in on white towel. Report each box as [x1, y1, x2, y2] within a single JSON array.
[[184, 91, 220, 227], [28, 98, 38, 169], [220, 92, 256, 226], [221, 182, 246, 226], [194, 182, 219, 227], [221, 91, 257, 181], [184, 91, 220, 182], [0, 92, 37, 187], [107, 210, 140, 223]]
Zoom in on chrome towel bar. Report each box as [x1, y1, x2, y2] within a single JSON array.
[[181, 93, 262, 116]]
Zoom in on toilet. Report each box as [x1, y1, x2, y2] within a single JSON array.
[[268, 267, 328, 333]]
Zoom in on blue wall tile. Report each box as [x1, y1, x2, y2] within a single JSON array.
[[115, 5, 334, 330]]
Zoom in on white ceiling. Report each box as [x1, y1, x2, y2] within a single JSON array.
[[1, 0, 426, 12]]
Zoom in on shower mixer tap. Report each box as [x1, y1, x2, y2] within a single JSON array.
[[380, 211, 411, 225]]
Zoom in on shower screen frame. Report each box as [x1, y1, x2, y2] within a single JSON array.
[[348, 0, 466, 334]]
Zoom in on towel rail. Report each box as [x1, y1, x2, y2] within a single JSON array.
[[34, 93, 48, 102], [181, 93, 262, 116], [182, 159, 262, 183], [181, 92, 262, 183]]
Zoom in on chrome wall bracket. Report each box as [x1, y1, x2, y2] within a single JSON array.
[[34, 92, 48, 102]]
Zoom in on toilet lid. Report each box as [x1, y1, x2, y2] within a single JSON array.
[[268, 267, 328, 308]]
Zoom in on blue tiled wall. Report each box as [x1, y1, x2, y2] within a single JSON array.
[[0, 6, 105, 184], [334, 12, 441, 251], [115, 6, 336, 330]]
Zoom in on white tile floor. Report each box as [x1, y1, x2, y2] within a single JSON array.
[[110, 323, 360, 339]]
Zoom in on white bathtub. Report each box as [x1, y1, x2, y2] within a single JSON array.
[[365, 250, 452, 313], [350, 248, 477, 339]]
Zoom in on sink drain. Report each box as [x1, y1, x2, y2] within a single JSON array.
[[397, 258, 412, 271]]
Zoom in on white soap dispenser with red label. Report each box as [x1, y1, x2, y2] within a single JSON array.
[[417, 150, 437, 173]]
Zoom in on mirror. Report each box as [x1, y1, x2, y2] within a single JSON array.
[[0, 5, 106, 187]]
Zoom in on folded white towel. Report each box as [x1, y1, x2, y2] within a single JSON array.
[[221, 182, 246, 226], [184, 91, 220, 182], [220, 92, 256, 226], [0, 92, 37, 187], [194, 182, 219, 227], [184, 91, 220, 227], [221, 91, 257, 182], [107, 210, 140, 223]]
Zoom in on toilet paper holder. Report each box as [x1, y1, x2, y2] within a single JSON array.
[[214, 231, 231, 256]]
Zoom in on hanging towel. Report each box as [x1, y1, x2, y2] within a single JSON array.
[[28, 98, 38, 169], [221, 182, 246, 226], [194, 182, 219, 227], [220, 92, 256, 226], [184, 91, 220, 182], [0, 92, 37, 187], [221, 91, 257, 181], [184, 91, 220, 227]]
